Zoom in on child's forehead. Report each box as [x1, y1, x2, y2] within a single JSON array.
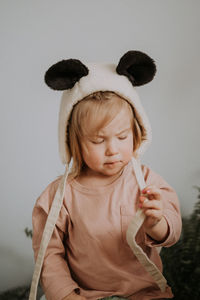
[[83, 107, 133, 136], [94, 126, 132, 137]]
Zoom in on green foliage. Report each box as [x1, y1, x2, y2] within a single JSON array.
[[0, 286, 30, 300], [24, 227, 33, 239], [161, 186, 200, 300]]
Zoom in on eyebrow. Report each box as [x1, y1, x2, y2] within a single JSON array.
[[116, 127, 131, 135], [92, 127, 131, 138]]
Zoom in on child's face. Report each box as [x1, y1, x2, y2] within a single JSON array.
[[80, 107, 134, 177]]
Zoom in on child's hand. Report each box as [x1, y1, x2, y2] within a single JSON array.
[[62, 291, 87, 300], [139, 185, 169, 242], [139, 185, 163, 228]]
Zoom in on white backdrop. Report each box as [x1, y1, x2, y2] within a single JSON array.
[[0, 0, 200, 292]]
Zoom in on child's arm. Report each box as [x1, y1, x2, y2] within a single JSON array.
[[139, 185, 176, 243], [33, 205, 80, 300], [32, 180, 84, 300]]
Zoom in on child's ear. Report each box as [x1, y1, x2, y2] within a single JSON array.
[[116, 51, 156, 86], [44, 59, 89, 90]]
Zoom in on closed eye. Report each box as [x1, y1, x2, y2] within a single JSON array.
[[90, 139, 104, 144], [118, 136, 127, 140]]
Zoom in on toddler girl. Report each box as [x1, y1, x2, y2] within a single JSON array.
[[29, 51, 182, 300]]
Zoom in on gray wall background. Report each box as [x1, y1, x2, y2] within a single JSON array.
[[0, 0, 199, 292]]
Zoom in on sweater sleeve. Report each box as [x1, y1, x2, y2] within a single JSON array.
[[142, 166, 182, 248], [32, 179, 79, 300]]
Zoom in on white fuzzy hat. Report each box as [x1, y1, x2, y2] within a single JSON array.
[[29, 51, 168, 300], [44, 50, 156, 164]]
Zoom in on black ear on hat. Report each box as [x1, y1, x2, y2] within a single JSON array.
[[116, 51, 156, 86], [44, 59, 89, 90]]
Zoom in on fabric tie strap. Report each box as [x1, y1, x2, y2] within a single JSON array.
[[29, 166, 69, 300], [127, 157, 167, 292]]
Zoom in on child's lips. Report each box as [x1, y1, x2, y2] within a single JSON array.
[[104, 161, 120, 166]]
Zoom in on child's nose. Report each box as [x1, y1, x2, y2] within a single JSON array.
[[105, 140, 118, 156]]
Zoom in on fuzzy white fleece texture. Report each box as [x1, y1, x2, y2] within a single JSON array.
[[58, 63, 152, 164]]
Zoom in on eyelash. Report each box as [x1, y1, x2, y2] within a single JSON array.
[[91, 136, 127, 144], [91, 140, 104, 144]]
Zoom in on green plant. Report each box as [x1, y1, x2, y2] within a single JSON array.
[[0, 285, 30, 300], [24, 227, 33, 239], [161, 186, 200, 300]]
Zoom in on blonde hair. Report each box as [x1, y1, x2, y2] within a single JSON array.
[[67, 91, 146, 178]]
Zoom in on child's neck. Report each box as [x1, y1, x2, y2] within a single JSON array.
[[76, 167, 124, 187]]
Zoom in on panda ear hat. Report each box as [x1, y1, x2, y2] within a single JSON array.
[[45, 51, 156, 90], [29, 52, 168, 300], [116, 50, 156, 86], [44, 59, 89, 90], [45, 50, 156, 164]]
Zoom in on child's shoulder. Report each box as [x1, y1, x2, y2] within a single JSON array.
[[35, 176, 62, 211], [141, 164, 169, 187], [141, 164, 154, 178]]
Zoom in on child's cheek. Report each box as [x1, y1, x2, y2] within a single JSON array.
[[83, 145, 104, 165], [122, 148, 134, 163]]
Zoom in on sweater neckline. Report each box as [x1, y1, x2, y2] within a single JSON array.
[[70, 161, 131, 194]]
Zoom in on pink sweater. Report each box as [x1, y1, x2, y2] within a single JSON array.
[[32, 163, 182, 300]]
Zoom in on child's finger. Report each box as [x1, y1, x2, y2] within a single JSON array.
[[139, 195, 148, 203], [141, 186, 161, 200], [142, 185, 160, 194], [144, 209, 162, 219], [141, 199, 161, 210], [142, 186, 161, 197]]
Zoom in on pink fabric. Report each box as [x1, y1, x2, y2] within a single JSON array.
[[32, 163, 182, 300]]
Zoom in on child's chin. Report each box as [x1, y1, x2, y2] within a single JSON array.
[[102, 164, 124, 175]]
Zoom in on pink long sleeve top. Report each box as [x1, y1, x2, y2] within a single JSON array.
[[32, 163, 182, 300]]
